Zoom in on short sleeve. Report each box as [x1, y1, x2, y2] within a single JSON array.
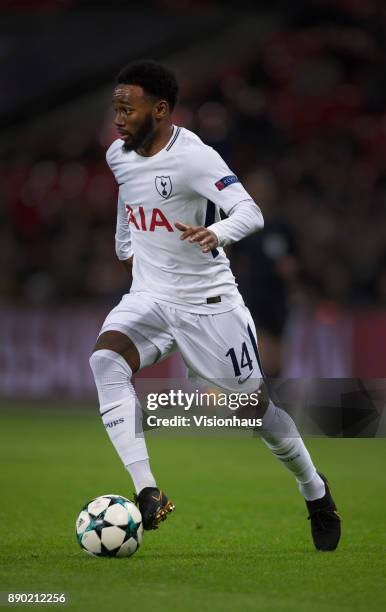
[[106, 139, 124, 185], [185, 145, 252, 214]]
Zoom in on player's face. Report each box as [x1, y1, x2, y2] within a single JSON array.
[[113, 84, 156, 152]]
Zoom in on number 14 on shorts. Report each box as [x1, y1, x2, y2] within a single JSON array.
[[226, 341, 254, 382]]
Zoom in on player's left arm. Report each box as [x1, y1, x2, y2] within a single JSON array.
[[176, 146, 264, 253]]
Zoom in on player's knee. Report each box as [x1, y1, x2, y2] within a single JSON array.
[[89, 350, 134, 414], [255, 382, 270, 417], [93, 330, 140, 372], [89, 350, 112, 384], [89, 350, 104, 378], [89, 350, 130, 386], [236, 381, 270, 420]]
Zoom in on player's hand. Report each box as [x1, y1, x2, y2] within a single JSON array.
[[175, 222, 219, 253]]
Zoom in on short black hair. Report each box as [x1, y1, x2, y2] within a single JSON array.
[[117, 60, 178, 111]]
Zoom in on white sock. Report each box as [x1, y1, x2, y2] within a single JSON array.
[[89, 349, 157, 489], [127, 459, 157, 494], [260, 401, 326, 501], [298, 471, 326, 501]]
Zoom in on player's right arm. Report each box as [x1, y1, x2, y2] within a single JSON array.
[[115, 192, 134, 276], [105, 140, 134, 277]]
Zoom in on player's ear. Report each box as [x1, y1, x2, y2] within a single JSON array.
[[153, 99, 169, 119]]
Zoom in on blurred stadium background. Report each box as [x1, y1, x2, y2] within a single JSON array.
[[1, 0, 386, 400]]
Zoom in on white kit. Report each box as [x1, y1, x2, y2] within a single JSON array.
[[103, 125, 265, 388], [108, 125, 263, 314]]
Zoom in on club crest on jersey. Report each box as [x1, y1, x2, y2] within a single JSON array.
[[155, 176, 172, 199]]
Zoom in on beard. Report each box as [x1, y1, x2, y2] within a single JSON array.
[[122, 113, 155, 153]]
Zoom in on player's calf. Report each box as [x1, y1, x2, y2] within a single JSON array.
[[89, 348, 153, 470]]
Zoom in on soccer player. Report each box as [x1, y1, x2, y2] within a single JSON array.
[[89, 60, 341, 550]]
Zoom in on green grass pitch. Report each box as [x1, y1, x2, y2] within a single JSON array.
[[0, 404, 385, 611]]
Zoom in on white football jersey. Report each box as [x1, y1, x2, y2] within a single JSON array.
[[106, 125, 253, 313]]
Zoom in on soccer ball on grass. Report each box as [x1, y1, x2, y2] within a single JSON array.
[[75, 494, 143, 557]]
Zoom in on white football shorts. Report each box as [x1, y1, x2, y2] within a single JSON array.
[[99, 292, 263, 393]]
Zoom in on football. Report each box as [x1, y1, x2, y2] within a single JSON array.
[[75, 494, 143, 557]]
